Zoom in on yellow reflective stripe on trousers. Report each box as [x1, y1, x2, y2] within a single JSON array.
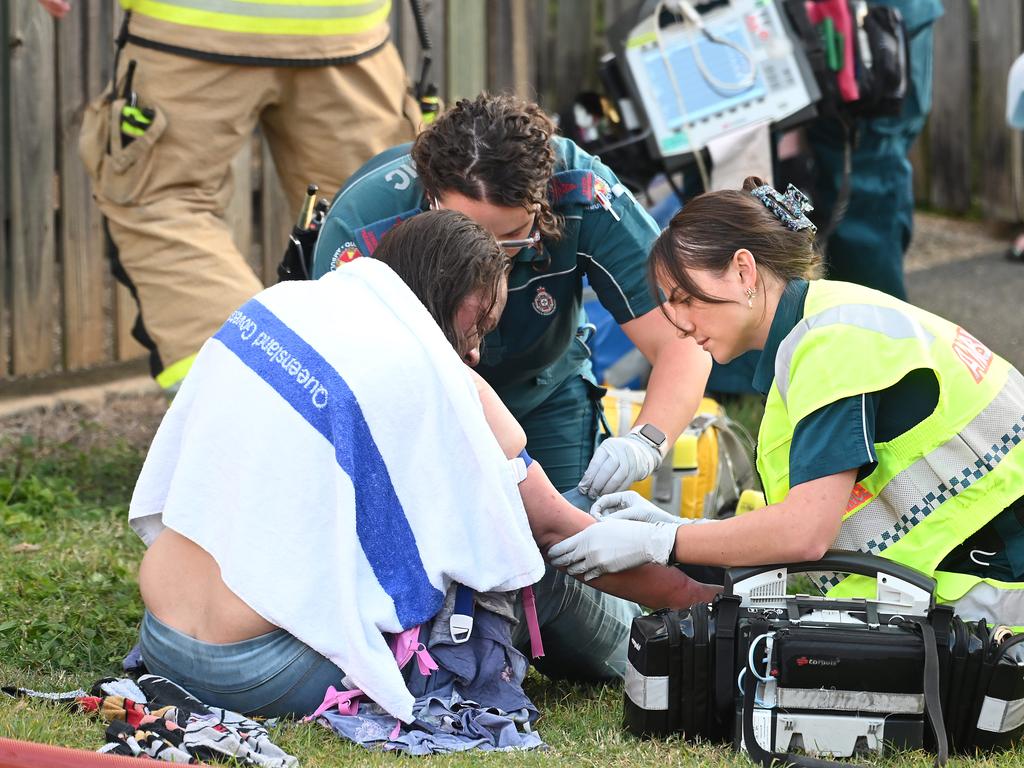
[[122, 0, 391, 36], [813, 366, 1024, 592], [155, 353, 198, 393]]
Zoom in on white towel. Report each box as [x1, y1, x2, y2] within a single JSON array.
[[129, 258, 545, 723]]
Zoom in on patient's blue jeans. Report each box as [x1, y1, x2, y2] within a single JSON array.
[[510, 488, 642, 681], [139, 610, 344, 718]]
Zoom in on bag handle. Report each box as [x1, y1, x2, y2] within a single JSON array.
[[726, 550, 936, 617]]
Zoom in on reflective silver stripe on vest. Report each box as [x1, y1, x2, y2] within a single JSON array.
[[151, 0, 386, 20], [624, 662, 669, 711], [815, 367, 1024, 592], [775, 304, 935, 406], [953, 581, 1024, 626]]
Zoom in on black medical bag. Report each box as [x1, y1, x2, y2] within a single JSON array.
[[624, 551, 1024, 766]]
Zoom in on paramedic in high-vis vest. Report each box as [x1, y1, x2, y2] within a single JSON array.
[[311, 93, 712, 683], [68, 0, 419, 394], [549, 177, 1024, 628]]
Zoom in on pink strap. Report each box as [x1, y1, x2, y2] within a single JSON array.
[[304, 685, 362, 721], [390, 719, 403, 740], [804, 0, 859, 101], [390, 625, 438, 676], [521, 585, 545, 659]]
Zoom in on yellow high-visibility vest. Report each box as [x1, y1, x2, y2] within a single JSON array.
[[757, 280, 1024, 626]]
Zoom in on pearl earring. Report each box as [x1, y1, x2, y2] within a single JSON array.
[[746, 287, 756, 309]]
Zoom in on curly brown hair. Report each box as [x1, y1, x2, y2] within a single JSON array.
[[411, 93, 563, 241], [373, 209, 511, 359], [649, 175, 823, 313]]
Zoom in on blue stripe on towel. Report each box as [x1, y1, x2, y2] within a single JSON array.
[[214, 298, 443, 627]]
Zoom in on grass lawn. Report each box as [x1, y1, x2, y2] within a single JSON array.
[[0, 407, 1021, 766]]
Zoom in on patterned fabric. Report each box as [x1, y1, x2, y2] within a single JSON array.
[[3, 674, 296, 766]]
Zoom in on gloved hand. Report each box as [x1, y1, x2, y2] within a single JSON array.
[[590, 490, 688, 525], [578, 434, 662, 499], [547, 519, 679, 581], [590, 491, 717, 526]]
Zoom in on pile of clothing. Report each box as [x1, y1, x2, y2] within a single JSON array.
[[4, 675, 296, 766]]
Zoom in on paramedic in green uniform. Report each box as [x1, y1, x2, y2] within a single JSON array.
[[548, 178, 1024, 629], [807, 0, 943, 299], [312, 93, 711, 682]]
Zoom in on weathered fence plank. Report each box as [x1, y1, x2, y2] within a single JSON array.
[[8, 3, 58, 375], [977, 0, 1024, 222], [551, 0, 597, 117], [58, 4, 108, 369], [446, 0, 486, 101], [928, 0, 972, 214], [0, 2, 10, 375], [488, 0, 531, 98]]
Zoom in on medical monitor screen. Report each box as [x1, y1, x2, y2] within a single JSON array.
[[639, 25, 765, 127]]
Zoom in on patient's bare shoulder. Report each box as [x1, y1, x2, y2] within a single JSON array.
[[467, 368, 526, 458]]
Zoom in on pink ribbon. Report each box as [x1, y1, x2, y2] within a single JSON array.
[[521, 585, 545, 659], [390, 625, 438, 676], [304, 685, 363, 721]]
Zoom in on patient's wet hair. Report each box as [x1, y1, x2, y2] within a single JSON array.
[[412, 92, 562, 241], [374, 209, 510, 358]]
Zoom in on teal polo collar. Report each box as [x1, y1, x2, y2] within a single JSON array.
[[752, 279, 809, 395]]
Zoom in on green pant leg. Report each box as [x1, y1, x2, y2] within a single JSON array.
[[516, 373, 601, 493], [809, 125, 915, 299]]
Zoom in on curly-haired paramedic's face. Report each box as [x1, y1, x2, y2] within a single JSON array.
[[455, 280, 508, 367], [435, 191, 538, 256]]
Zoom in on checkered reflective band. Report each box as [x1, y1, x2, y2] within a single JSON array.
[[814, 368, 1024, 592]]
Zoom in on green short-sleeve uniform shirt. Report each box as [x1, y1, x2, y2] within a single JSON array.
[[312, 136, 661, 417]]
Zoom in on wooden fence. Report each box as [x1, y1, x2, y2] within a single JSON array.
[[1, 0, 1021, 385]]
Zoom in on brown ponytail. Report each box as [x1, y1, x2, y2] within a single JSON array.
[[649, 176, 822, 305]]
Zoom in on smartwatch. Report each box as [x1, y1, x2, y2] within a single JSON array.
[[631, 423, 667, 456]]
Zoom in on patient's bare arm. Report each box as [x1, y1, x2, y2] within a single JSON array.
[[519, 461, 719, 608], [467, 369, 719, 609]]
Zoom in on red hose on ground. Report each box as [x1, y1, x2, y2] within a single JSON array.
[[0, 736, 187, 767]]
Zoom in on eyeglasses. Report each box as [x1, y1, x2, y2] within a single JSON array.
[[429, 196, 541, 256], [498, 224, 541, 254]]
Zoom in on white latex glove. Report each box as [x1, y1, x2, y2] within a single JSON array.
[[547, 519, 679, 581], [578, 434, 661, 499], [590, 491, 717, 526]]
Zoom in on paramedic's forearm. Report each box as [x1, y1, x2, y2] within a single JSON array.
[[621, 309, 711, 443], [675, 470, 857, 566]]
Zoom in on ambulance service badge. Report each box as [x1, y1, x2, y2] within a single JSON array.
[[532, 286, 556, 316]]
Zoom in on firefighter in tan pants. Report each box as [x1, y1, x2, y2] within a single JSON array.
[[72, 0, 420, 393]]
